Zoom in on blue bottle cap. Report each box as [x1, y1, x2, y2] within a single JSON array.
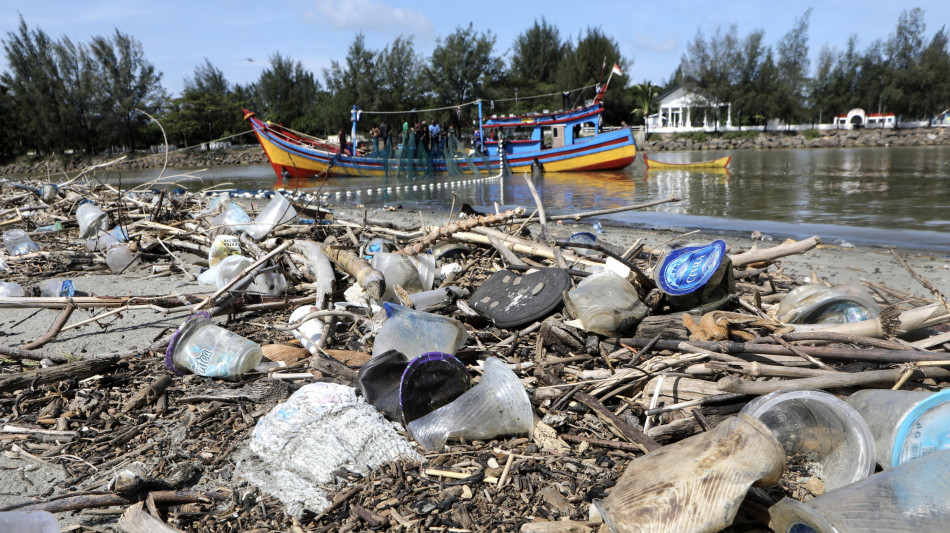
[[891, 388, 950, 467], [656, 240, 727, 296]]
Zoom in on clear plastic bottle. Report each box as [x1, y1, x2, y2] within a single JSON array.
[[563, 271, 648, 336], [3, 229, 40, 256], [371, 303, 468, 359]]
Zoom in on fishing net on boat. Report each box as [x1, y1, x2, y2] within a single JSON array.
[[444, 135, 465, 177], [413, 136, 434, 178]]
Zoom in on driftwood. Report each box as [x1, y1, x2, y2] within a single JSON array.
[[395, 207, 526, 256], [730, 235, 821, 267], [118, 502, 183, 533], [0, 356, 121, 393], [719, 366, 950, 395], [320, 243, 384, 300]]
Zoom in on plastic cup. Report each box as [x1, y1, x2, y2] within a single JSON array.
[[594, 414, 785, 533], [740, 390, 875, 491], [0, 281, 25, 297], [399, 352, 472, 423], [105, 243, 135, 273], [776, 283, 880, 324], [76, 202, 109, 239], [371, 303, 468, 359], [165, 312, 262, 380], [564, 271, 648, 336], [844, 389, 935, 468], [39, 183, 58, 203], [770, 448, 950, 533], [87, 231, 119, 252], [3, 229, 39, 256], [371, 252, 425, 301], [289, 305, 323, 355], [0, 510, 61, 533], [244, 192, 296, 240], [407, 357, 533, 451]]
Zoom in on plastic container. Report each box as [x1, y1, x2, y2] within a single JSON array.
[[244, 191, 297, 240], [740, 390, 875, 491], [40, 280, 74, 298], [371, 303, 468, 359], [563, 271, 649, 336], [210, 202, 252, 234], [364, 237, 394, 260], [371, 252, 433, 301], [890, 388, 950, 467], [0, 281, 25, 297], [0, 254, 6, 271], [76, 202, 109, 239], [357, 349, 410, 420], [0, 510, 61, 532], [844, 389, 935, 468], [654, 240, 736, 313], [594, 415, 785, 533], [769, 448, 950, 533], [165, 312, 262, 380], [252, 269, 288, 296], [105, 243, 135, 273], [3, 229, 39, 255], [208, 235, 242, 267], [399, 352, 472, 423], [776, 283, 880, 324], [86, 231, 119, 252], [289, 305, 323, 355], [407, 357, 533, 451]]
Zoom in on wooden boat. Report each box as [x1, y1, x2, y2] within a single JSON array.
[[244, 87, 637, 179], [643, 154, 731, 170]]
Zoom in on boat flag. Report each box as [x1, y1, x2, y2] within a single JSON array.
[[611, 63, 623, 76]]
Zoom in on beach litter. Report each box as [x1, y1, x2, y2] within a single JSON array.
[[0, 171, 949, 532]]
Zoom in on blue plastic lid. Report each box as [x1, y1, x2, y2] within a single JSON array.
[[891, 388, 950, 467], [656, 240, 727, 296]]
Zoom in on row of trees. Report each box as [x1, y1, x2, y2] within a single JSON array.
[[678, 8, 950, 128], [2, 10, 949, 157]]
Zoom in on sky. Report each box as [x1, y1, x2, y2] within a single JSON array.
[[2, 0, 950, 99]]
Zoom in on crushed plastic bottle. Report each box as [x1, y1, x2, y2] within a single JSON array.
[[0, 281, 25, 297]]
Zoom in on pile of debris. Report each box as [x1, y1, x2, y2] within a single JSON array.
[[1, 172, 949, 533]]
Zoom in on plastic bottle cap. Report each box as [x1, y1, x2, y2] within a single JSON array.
[[655, 240, 727, 296], [891, 388, 950, 467]]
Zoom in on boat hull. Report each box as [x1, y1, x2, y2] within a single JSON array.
[[643, 154, 731, 170], [246, 112, 637, 179]]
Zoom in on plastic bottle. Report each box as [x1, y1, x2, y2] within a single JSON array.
[[289, 305, 323, 355], [105, 243, 135, 273], [40, 280, 74, 297], [210, 202, 251, 234], [244, 191, 297, 240], [75, 202, 109, 239]]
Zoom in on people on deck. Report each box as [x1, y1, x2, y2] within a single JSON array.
[[337, 129, 348, 156], [472, 129, 482, 154], [429, 122, 441, 158], [379, 120, 389, 150]]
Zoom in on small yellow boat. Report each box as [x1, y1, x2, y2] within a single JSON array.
[[643, 154, 731, 170]]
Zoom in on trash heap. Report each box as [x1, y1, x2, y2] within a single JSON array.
[[1, 174, 949, 533]]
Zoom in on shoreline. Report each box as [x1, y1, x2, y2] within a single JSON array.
[[2, 125, 949, 176]]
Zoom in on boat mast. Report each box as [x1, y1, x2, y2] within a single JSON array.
[[477, 99, 485, 153], [351, 105, 359, 154]]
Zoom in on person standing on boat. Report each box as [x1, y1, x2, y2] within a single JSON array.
[[429, 122, 441, 157], [472, 128, 482, 154], [337, 129, 348, 156], [379, 120, 389, 151]]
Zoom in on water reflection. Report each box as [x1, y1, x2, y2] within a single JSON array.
[[95, 146, 950, 251]]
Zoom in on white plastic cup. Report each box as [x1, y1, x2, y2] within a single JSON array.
[[0, 281, 25, 297], [76, 202, 109, 239], [289, 305, 323, 355], [105, 243, 135, 273], [0, 510, 61, 533], [165, 312, 262, 380], [244, 192, 296, 240], [740, 389, 875, 492], [3, 229, 39, 256], [371, 303, 468, 359], [210, 202, 251, 234], [371, 252, 428, 301], [564, 271, 649, 336], [87, 231, 119, 252], [407, 357, 534, 451]]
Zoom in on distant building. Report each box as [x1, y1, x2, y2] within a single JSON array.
[[646, 86, 732, 132], [833, 108, 895, 129]]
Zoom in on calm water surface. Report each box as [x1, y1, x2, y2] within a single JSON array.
[[102, 146, 950, 252]]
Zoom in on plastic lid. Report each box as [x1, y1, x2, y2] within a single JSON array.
[[399, 352, 471, 423], [891, 388, 950, 467], [655, 240, 727, 296], [164, 311, 211, 376]]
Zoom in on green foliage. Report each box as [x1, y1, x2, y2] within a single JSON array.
[[673, 131, 708, 142], [800, 129, 821, 139], [629, 81, 663, 126], [721, 130, 758, 141], [557, 27, 630, 124], [425, 24, 503, 112]]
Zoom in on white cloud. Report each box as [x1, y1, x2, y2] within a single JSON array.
[[630, 32, 679, 55], [303, 0, 435, 38]]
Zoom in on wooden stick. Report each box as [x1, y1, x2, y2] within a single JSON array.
[[890, 249, 950, 318], [509, 195, 680, 224], [320, 243, 384, 300], [730, 236, 821, 267], [0, 356, 121, 393], [396, 207, 525, 256], [0, 344, 66, 364], [19, 304, 75, 350], [718, 366, 950, 395], [521, 173, 548, 241], [192, 240, 293, 311]]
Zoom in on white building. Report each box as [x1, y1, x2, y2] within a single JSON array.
[[645, 86, 732, 132], [833, 108, 896, 129]]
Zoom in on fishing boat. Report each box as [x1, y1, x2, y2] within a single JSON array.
[[642, 154, 731, 170], [243, 85, 636, 179]]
